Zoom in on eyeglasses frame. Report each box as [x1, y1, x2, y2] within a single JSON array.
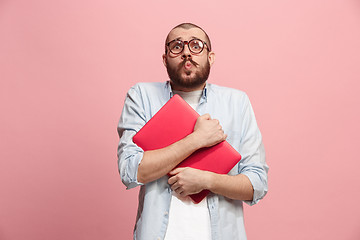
[[166, 38, 210, 55]]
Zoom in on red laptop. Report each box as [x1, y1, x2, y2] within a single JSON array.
[[133, 94, 241, 203]]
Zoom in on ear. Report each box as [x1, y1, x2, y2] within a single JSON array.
[[208, 51, 215, 67], [162, 54, 167, 67]]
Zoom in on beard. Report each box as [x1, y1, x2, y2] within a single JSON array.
[[166, 58, 211, 89]]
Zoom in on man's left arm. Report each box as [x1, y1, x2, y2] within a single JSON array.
[[168, 167, 254, 201], [168, 94, 268, 205]]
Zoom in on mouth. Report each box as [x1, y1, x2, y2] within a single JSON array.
[[180, 58, 199, 71], [184, 61, 192, 70]]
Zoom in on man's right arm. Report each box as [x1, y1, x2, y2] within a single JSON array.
[[117, 86, 226, 188]]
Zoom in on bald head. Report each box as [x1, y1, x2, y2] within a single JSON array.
[[165, 23, 212, 53]]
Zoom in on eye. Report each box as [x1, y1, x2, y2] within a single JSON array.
[[170, 41, 183, 51], [190, 40, 203, 51]]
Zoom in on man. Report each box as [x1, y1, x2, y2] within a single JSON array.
[[117, 23, 268, 240]]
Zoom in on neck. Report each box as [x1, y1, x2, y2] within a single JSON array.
[[170, 81, 206, 92]]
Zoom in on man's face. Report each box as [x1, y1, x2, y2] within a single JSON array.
[[163, 27, 215, 91]]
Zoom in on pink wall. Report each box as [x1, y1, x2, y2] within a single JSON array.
[[1, 0, 359, 239]]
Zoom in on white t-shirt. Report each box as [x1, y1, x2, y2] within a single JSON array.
[[164, 90, 212, 240]]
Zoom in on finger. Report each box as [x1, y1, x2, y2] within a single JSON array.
[[168, 175, 177, 185], [175, 187, 183, 195], [180, 190, 189, 197], [169, 167, 186, 176], [201, 113, 211, 120], [171, 182, 179, 191]]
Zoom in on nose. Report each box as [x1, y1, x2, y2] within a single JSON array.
[[181, 42, 192, 60]]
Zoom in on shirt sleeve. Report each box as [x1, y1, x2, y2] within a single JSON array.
[[117, 86, 146, 189], [238, 94, 269, 206]]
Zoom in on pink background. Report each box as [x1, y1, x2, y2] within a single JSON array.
[[1, 0, 360, 239]]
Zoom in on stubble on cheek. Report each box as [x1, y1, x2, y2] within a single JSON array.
[[166, 57, 210, 89]]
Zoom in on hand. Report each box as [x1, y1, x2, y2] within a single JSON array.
[[168, 167, 212, 197], [192, 114, 227, 148]]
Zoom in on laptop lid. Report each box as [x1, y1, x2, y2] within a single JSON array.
[[133, 94, 241, 203]]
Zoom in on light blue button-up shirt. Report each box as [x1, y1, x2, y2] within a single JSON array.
[[117, 81, 268, 240]]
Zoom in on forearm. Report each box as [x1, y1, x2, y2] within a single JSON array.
[[137, 113, 227, 184], [206, 173, 254, 201], [168, 168, 254, 201], [137, 133, 201, 184]]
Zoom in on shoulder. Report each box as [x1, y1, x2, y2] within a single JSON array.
[[127, 82, 167, 99], [129, 82, 166, 93], [207, 83, 249, 103]]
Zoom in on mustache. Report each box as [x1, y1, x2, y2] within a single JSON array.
[[179, 57, 199, 68]]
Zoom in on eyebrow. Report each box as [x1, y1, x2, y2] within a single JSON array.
[[169, 36, 203, 43]]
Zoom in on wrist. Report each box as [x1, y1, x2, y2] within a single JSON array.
[[187, 131, 203, 150], [204, 171, 216, 190]]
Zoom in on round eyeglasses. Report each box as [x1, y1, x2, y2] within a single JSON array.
[[166, 39, 209, 54]]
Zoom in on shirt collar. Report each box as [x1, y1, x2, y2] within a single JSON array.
[[165, 81, 208, 102]]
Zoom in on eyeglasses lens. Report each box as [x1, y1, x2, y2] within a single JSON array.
[[169, 40, 204, 54], [169, 41, 183, 54], [189, 40, 204, 53]]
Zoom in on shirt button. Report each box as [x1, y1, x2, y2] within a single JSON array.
[[164, 211, 168, 216], [157, 238, 161, 240]]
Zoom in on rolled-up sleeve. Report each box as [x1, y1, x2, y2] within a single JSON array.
[[117, 86, 146, 189], [238, 94, 269, 206]]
